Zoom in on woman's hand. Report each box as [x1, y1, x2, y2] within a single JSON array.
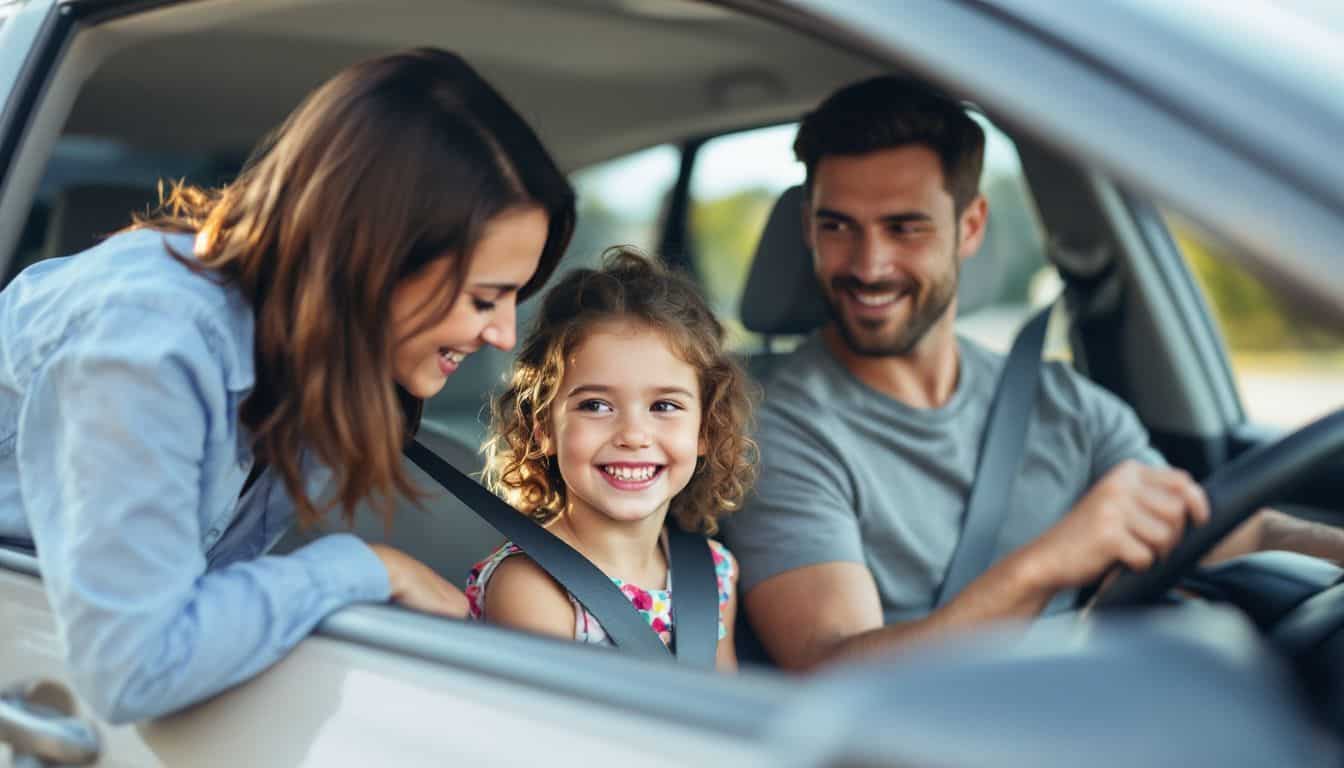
[[368, 544, 468, 617]]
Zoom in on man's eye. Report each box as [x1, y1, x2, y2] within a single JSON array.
[[891, 222, 932, 237], [577, 399, 612, 413], [818, 220, 847, 233]]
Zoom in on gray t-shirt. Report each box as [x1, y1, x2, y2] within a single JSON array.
[[722, 333, 1160, 623]]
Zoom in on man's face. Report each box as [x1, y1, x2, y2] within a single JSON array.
[[806, 146, 985, 357]]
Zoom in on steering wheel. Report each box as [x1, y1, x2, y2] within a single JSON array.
[[1092, 407, 1344, 610]]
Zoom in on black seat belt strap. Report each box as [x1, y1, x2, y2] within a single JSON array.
[[665, 526, 719, 669], [934, 304, 1052, 608], [403, 440, 672, 660]]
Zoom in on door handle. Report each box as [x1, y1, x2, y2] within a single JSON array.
[[0, 679, 101, 765]]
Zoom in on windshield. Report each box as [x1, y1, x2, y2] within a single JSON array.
[[1126, 0, 1344, 117]]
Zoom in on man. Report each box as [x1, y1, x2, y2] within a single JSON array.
[[722, 76, 1344, 671]]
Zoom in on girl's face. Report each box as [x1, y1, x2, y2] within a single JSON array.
[[391, 206, 548, 399], [547, 320, 705, 527]]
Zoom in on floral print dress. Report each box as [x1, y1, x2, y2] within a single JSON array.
[[465, 533, 736, 648]]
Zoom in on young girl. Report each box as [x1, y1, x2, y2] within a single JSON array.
[[0, 48, 574, 723], [469, 249, 756, 670]]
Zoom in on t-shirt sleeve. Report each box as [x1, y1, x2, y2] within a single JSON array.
[[1078, 374, 1167, 481], [722, 401, 862, 593]]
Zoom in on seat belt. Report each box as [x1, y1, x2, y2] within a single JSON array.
[[934, 304, 1052, 608], [665, 523, 719, 666], [403, 439, 719, 669]]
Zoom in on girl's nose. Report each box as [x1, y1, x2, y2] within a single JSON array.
[[615, 416, 652, 449]]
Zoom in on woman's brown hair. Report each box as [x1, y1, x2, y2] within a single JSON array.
[[483, 248, 757, 535], [135, 48, 576, 526]]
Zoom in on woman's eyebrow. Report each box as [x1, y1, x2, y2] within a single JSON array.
[[470, 282, 519, 297]]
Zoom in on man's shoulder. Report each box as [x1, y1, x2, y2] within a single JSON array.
[[958, 333, 1129, 414], [756, 334, 851, 416]]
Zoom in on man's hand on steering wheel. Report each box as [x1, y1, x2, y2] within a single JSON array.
[[1022, 460, 1211, 592]]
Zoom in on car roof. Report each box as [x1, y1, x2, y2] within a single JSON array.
[[66, 0, 878, 169], [67, 0, 1344, 320]]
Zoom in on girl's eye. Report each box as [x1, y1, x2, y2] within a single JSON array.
[[577, 399, 612, 413], [472, 298, 497, 312], [652, 400, 684, 413]]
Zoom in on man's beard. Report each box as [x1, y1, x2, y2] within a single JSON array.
[[824, 250, 959, 358]]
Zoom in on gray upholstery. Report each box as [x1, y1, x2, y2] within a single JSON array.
[[739, 186, 829, 336], [42, 183, 158, 261], [739, 184, 1021, 338]]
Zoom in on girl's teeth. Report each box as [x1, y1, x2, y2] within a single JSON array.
[[605, 466, 655, 481]]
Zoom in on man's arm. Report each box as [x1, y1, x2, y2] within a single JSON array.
[[1206, 508, 1344, 565], [745, 552, 1056, 671], [747, 460, 1211, 671]]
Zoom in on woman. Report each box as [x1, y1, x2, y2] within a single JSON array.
[[0, 48, 575, 724]]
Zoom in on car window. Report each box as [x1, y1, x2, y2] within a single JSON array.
[[687, 124, 803, 350], [7, 135, 231, 283], [685, 117, 1054, 355], [1165, 213, 1344, 429], [567, 144, 681, 258]]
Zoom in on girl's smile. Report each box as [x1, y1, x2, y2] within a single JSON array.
[[597, 462, 666, 490]]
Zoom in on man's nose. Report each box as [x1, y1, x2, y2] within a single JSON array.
[[850, 233, 896, 284]]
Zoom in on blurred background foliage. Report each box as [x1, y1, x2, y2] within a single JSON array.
[[1171, 222, 1344, 356]]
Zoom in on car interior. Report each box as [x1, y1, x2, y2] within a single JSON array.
[[1, 0, 1343, 741]]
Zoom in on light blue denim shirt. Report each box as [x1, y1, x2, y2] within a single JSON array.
[[0, 229, 391, 724]]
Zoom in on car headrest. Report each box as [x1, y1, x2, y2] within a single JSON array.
[[42, 183, 159, 261], [740, 185, 1023, 336], [740, 186, 828, 335]]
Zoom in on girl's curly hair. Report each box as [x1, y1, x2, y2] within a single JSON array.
[[483, 247, 757, 535]]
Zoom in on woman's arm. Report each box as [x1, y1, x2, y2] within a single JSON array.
[[17, 305, 393, 724]]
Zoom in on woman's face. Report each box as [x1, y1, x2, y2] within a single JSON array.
[[391, 205, 549, 399]]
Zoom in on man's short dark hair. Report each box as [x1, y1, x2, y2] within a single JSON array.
[[794, 76, 986, 213]]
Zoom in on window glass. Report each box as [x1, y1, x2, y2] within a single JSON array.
[[957, 115, 1055, 355], [685, 117, 1053, 355], [688, 124, 802, 350], [1166, 214, 1344, 429], [567, 144, 681, 261], [8, 135, 223, 283]]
